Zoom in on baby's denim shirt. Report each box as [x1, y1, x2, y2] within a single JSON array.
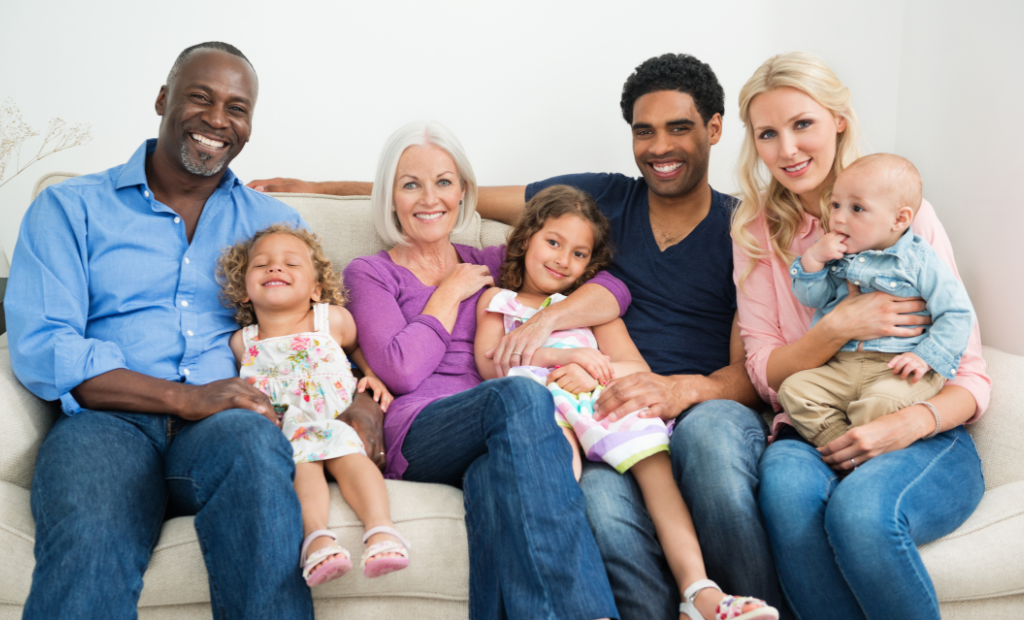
[[790, 227, 974, 379]]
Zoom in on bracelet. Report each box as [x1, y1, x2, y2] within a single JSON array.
[[911, 401, 941, 439]]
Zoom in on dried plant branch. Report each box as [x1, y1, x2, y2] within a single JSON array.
[[0, 98, 92, 191]]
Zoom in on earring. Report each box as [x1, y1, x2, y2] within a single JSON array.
[[459, 199, 464, 208]]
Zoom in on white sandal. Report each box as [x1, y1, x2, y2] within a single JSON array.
[[679, 579, 779, 620]]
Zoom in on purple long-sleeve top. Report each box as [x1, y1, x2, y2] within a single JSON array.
[[344, 243, 631, 479]]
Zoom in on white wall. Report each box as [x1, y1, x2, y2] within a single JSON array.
[[896, 0, 1024, 354], [3, 1, 1018, 354]]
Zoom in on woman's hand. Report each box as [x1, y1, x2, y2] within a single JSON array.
[[822, 281, 931, 344], [819, 403, 934, 472], [546, 363, 600, 395], [436, 263, 495, 304], [357, 375, 394, 412]]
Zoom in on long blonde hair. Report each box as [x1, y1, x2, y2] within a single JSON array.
[[732, 52, 862, 288]]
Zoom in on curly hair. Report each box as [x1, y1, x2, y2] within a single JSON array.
[[620, 53, 725, 126], [217, 223, 347, 327], [499, 185, 613, 296]]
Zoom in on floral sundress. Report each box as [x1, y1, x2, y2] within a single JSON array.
[[488, 289, 669, 474], [240, 303, 365, 463]]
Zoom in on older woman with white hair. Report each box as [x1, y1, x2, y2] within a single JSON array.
[[343, 121, 631, 619]]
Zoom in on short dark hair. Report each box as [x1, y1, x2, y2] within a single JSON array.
[[166, 42, 254, 87], [499, 185, 613, 295], [620, 53, 725, 126]]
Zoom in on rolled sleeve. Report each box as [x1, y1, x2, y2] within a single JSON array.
[[7, 186, 128, 413]]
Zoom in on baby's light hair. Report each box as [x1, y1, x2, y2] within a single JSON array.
[[217, 223, 347, 327], [843, 153, 923, 215]]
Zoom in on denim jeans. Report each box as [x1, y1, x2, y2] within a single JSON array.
[[401, 377, 618, 620], [759, 425, 984, 620], [579, 399, 790, 620], [23, 408, 312, 620]]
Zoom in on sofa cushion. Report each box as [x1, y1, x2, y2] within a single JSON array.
[[969, 347, 1024, 489], [922, 479, 1024, 602], [0, 477, 468, 609]]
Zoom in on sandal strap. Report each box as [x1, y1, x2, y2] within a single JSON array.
[[682, 578, 721, 604], [360, 540, 410, 567], [362, 525, 411, 549], [300, 529, 338, 566]]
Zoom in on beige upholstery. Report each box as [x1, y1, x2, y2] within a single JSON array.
[[1, 173, 1022, 618]]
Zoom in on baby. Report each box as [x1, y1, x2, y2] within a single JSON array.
[[779, 153, 975, 447]]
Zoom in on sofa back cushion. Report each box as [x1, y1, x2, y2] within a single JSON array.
[[970, 347, 1024, 489]]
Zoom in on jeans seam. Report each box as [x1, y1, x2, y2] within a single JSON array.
[[492, 382, 558, 620], [889, 430, 960, 618]]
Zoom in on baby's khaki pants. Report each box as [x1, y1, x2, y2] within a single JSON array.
[[778, 351, 946, 447]]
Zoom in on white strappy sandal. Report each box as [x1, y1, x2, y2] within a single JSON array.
[[679, 579, 779, 620], [360, 525, 411, 578]]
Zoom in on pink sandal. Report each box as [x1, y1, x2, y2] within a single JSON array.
[[679, 579, 779, 620], [360, 525, 411, 578], [300, 529, 352, 587]]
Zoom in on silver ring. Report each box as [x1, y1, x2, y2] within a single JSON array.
[[511, 351, 522, 357], [379, 451, 385, 456], [850, 458, 856, 468]]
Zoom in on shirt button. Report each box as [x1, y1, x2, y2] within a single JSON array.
[[181, 300, 189, 307], [791, 268, 797, 275], [184, 257, 191, 264], [858, 257, 866, 263], [187, 330, 194, 337], [890, 282, 898, 288], [143, 190, 150, 198], [951, 369, 956, 377], [183, 368, 191, 376], [831, 266, 837, 271], [854, 281, 860, 286], [174, 217, 181, 224]]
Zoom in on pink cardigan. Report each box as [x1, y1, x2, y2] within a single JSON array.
[[734, 199, 990, 436]]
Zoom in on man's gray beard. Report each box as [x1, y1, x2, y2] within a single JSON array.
[[180, 142, 226, 177]]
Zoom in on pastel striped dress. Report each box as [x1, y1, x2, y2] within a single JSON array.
[[488, 289, 669, 473]]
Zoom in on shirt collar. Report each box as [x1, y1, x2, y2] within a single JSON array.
[[115, 138, 240, 191]]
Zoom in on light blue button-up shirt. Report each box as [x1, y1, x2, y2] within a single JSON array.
[[790, 227, 974, 379], [6, 139, 305, 414]]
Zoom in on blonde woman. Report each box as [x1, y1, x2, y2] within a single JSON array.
[[732, 52, 989, 619]]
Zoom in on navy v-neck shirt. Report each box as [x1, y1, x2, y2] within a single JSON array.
[[526, 173, 737, 377]]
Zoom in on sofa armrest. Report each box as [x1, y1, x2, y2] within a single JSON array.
[[0, 347, 60, 489]]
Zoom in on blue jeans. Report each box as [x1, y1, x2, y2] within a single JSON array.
[[401, 377, 618, 620], [579, 399, 789, 620], [759, 425, 984, 620], [23, 409, 312, 620]]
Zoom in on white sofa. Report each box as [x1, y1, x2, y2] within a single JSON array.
[[1, 173, 1022, 619]]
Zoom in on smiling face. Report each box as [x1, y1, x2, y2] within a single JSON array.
[[155, 48, 257, 178], [828, 166, 909, 254], [243, 233, 321, 315], [392, 144, 465, 246], [748, 86, 847, 211], [631, 90, 721, 199], [520, 214, 596, 296]]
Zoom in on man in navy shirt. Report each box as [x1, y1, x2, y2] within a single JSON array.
[[475, 55, 787, 619], [7, 43, 374, 619]]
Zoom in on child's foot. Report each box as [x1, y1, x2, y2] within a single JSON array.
[[301, 529, 352, 586], [681, 579, 778, 620], [693, 589, 766, 619], [361, 525, 411, 578]]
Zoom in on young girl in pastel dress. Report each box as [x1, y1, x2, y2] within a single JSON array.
[[473, 185, 777, 620], [218, 223, 410, 588]]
